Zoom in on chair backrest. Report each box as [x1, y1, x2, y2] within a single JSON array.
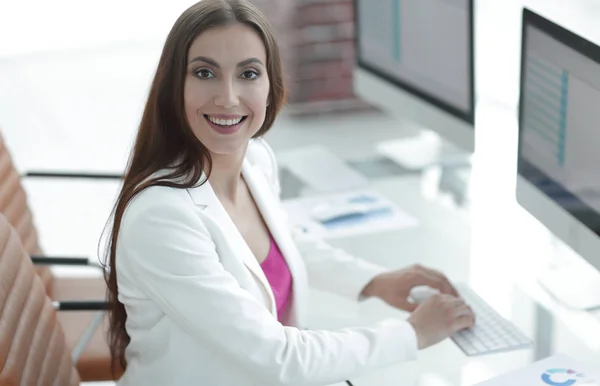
[[0, 213, 80, 385], [0, 132, 52, 293]]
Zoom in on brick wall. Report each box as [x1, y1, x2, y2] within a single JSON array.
[[293, 1, 355, 102], [252, 0, 372, 115], [248, 0, 297, 95]]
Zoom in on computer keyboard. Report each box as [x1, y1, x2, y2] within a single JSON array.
[[452, 284, 533, 356]]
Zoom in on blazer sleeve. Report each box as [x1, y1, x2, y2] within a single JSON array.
[[117, 187, 418, 386], [252, 138, 389, 300]]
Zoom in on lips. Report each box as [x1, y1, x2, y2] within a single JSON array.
[[203, 114, 248, 135]]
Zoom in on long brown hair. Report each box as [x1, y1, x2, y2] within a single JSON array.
[[103, 0, 286, 375]]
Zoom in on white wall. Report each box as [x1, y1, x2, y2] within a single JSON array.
[[0, 0, 197, 57], [476, 0, 600, 109]]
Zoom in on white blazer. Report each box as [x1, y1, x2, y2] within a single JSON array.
[[115, 138, 418, 386]]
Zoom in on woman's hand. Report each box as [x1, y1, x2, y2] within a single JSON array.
[[407, 293, 475, 349], [361, 264, 459, 312]]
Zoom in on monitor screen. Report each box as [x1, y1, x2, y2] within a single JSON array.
[[355, 0, 474, 123], [518, 9, 600, 237]]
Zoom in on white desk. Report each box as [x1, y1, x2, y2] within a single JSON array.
[[303, 174, 600, 386]]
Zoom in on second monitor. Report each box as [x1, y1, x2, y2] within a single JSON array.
[[517, 8, 600, 309], [353, 0, 475, 158]]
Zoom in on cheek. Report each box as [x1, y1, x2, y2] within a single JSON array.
[[184, 97, 209, 145], [184, 83, 208, 123], [183, 83, 196, 115], [246, 83, 270, 117], [184, 99, 196, 124]]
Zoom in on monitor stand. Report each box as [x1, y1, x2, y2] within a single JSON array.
[[376, 130, 473, 206], [537, 235, 600, 311], [376, 130, 472, 171]]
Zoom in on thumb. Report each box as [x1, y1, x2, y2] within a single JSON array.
[[396, 298, 418, 312]]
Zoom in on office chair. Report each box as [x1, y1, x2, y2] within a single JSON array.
[[0, 213, 116, 385], [0, 131, 123, 381]]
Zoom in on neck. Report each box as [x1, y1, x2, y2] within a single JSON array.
[[207, 146, 247, 204]]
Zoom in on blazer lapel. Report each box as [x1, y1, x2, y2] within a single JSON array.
[[242, 160, 309, 323], [186, 178, 277, 316]]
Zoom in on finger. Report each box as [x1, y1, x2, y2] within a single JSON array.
[[389, 296, 419, 313], [410, 271, 446, 293], [421, 267, 459, 297], [453, 304, 474, 318], [453, 314, 476, 331], [399, 300, 418, 313], [415, 264, 459, 297], [441, 279, 459, 297], [438, 294, 467, 309]]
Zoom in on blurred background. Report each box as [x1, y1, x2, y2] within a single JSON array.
[[2, 0, 599, 278]]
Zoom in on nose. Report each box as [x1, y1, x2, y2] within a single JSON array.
[[213, 79, 239, 109]]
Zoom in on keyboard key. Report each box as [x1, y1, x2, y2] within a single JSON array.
[[471, 338, 488, 352]]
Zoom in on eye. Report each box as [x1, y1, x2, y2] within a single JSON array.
[[240, 70, 260, 80], [194, 68, 215, 79]]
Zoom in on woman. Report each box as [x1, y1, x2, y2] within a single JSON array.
[[104, 0, 475, 384]]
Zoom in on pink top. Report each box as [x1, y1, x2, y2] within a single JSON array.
[[260, 235, 293, 322]]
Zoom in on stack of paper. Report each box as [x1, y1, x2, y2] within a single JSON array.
[[282, 190, 418, 239]]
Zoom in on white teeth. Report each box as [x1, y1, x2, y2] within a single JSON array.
[[207, 116, 243, 126]]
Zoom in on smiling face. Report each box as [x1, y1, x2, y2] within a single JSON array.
[[184, 23, 270, 159]]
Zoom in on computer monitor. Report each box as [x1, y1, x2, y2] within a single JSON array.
[[353, 0, 475, 154], [517, 8, 600, 305]]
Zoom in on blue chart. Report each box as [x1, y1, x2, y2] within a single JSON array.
[[392, 0, 401, 62], [524, 55, 569, 166], [541, 368, 585, 386]]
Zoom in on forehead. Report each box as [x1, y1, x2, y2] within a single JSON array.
[[187, 23, 267, 64]]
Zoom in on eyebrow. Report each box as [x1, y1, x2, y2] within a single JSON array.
[[188, 56, 264, 68]]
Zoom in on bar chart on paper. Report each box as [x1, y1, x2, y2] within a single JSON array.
[[523, 54, 569, 167]]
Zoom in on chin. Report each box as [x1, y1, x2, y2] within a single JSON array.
[[205, 138, 251, 158]]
